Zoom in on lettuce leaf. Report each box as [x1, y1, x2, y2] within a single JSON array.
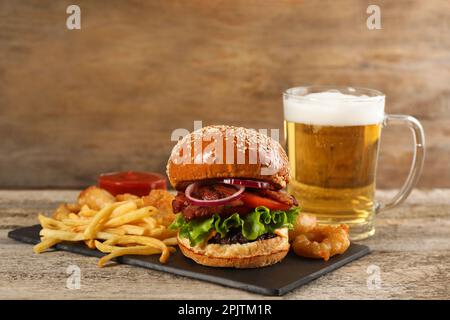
[[169, 206, 300, 246]]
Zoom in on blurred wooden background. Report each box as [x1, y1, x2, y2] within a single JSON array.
[[0, 0, 449, 188]]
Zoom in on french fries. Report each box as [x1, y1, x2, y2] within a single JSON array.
[[85, 239, 96, 249], [116, 224, 146, 236], [40, 229, 86, 241], [33, 238, 61, 254], [97, 245, 163, 267], [110, 201, 137, 218], [38, 214, 69, 230], [61, 218, 90, 226], [104, 207, 157, 228], [162, 237, 178, 246], [84, 203, 117, 239], [33, 187, 177, 267]]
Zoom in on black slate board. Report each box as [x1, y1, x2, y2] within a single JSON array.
[[8, 225, 370, 296]]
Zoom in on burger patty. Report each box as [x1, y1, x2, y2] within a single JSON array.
[[208, 229, 277, 245], [172, 183, 297, 220]]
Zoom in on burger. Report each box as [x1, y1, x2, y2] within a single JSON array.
[[167, 125, 299, 268]]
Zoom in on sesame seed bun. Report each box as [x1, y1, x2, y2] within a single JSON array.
[[166, 125, 290, 190]]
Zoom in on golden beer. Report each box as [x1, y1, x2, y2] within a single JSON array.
[[283, 87, 385, 239], [283, 86, 426, 240], [285, 121, 381, 236]]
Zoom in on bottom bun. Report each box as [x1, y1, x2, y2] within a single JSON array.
[[177, 228, 290, 268]]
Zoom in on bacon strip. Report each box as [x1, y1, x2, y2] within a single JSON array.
[[172, 184, 297, 221]]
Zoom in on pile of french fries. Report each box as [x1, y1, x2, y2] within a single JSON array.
[[34, 186, 178, 267]]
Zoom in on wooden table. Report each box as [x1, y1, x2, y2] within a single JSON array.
[[0, 189, 448, 299]]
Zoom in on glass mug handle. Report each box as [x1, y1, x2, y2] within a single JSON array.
[[376, 114, 426, 213]]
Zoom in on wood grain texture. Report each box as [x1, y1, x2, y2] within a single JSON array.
[[0, 0, 449, 188], [0, 189, 449, 299]]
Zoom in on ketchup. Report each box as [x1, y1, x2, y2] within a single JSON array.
[[98, 171, 167, 196]]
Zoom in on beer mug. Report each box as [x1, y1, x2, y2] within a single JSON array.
[[283, 86, 425, 240]]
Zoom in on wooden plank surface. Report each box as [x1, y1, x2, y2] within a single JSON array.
[[0, 189, 448, 299], [0, 0, 449, 188]]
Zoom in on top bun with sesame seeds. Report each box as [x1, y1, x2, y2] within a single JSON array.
[[166, 125, 290, 190]]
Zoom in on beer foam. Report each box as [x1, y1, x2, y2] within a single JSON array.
[[284, 91, 385, 126]]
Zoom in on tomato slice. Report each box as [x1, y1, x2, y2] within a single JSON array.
[[240, 192, 290, 211], [98, 171, 166, 196]]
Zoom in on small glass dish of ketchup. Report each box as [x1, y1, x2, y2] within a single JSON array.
[[98, 171, 167, 197]]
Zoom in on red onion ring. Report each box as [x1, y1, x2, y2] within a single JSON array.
[[185, 182, 245, 207], [221, 178, 271, 189]]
